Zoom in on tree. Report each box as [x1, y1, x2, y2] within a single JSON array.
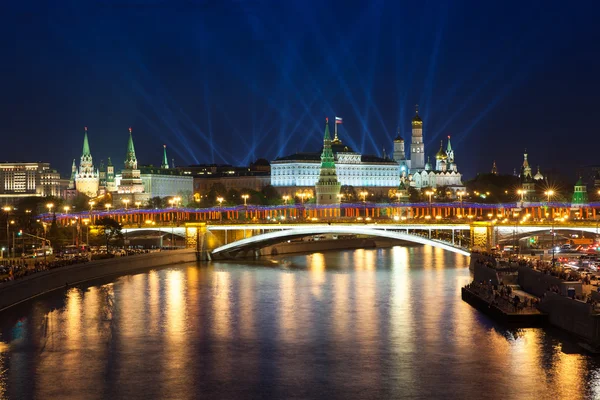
[[147, 197, 166, 209], [70, 193, 91, 211], [340, 185, 357, 202], [96, 217, 123, 250], [261, 185, 280, 205]]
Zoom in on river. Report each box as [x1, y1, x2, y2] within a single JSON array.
[[0, 246, 599, 399]]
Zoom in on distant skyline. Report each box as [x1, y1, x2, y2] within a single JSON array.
[[2, 0, 599, 178]]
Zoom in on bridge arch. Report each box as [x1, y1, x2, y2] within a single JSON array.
[[211, 225, 470, 257]]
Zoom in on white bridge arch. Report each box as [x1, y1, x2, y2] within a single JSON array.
[[211, 225, 471, 257]]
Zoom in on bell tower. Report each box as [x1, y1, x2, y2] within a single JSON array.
[[410, 105, 425, 170]]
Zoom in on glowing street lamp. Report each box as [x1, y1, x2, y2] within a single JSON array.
[[544, 190, 555, 203], [135, 201, 141, 210], [217, 196, 224, 207], [3, 206, 11, 258], [63, 205, 70, 214], [217, 196, 224, 222], [337, 193, 344, 202], [283, 195, 290, 205], [46, 203, 54, 214], [105, 203, 112, 215], [241, 194, 249, 206], [122, 198, 130, 210], [517, 189, 526, 202]]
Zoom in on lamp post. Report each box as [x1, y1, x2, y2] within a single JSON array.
[[217, 196, 224, 222], [457, 190, 465, 218], [242, 194, 249, 206], [135, 201, 141, 210], [3, 206, 11, 259], [544, 189, 554, 204], [89, 200, 95, 224], [283, 195, 290, 206], [425, 190, 433, 217], [105, 203, 112, 218], [517, 189, 526, 204], [360, 191, 368, 218], [122, 198, 130, 210]]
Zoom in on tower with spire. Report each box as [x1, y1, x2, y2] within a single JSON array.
[[68, 159, 77, 190], [117, 128, 145, 195], [409, 105, 425, 170], [106, 157, 116, 193], [161, 145, 170, 169], [74, 127, 100, 197], [315, 118, 341, 206], [491, 161, 497, 175]]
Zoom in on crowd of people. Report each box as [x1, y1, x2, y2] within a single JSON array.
[[0, 248, 160, 284], [466, 280, 539, 313]]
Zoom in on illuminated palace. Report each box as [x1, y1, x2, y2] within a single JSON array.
[[271, 108, 464, 193]]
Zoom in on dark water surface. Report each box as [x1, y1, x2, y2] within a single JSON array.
[[1, 246, 599, 399]]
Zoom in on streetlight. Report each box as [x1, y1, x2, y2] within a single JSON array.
[[457, 190, 465, 218], [63, 205, 70, 214], [283, 195, 290, 205], [544, 190, 555, 203], [242, 194, 249, 206], [3, 206, 11, 259], [360, 191, 368, 218], [135, 201, 141, 210], [217, 196, 224, 222], [425, 190, 434, 217], [83, 218, 90, 248], [517, 189, 526, 203], [105, 203, 112, 219], [122, 198, 130, 210]]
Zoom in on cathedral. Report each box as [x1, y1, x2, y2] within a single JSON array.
[[392, 107, 463, 190]]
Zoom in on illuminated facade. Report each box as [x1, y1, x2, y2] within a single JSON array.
[[0, 162, 61, 204], [271, 109, 463, 192], [314, 119, 341, 205], [396, 108, 463, 191], [74, 127, 100, 197], [113, 128, 150, 204]]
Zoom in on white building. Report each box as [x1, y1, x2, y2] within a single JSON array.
[[272, 108, 464, 192]]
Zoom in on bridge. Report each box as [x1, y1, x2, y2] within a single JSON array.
[[40, 202, 600, 258]]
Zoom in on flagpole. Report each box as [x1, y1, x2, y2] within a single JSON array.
[[335, 118, 338, 141]]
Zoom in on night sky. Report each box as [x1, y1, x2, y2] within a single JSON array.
[[1, 0, 599, 179]]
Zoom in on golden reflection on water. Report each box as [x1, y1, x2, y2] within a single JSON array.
[[212, 270, 231, 338], [147, 270, 160, 335], [166, 269, 186, 339], [239, 271, 256, 340], [3, 248, 600, 399], [279, 271, 297, 342]]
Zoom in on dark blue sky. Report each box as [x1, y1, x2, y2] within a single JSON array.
[[1, 0, 599, 179]]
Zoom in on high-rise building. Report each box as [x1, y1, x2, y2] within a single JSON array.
[[74, 127, 100, 197], [315, 118, 341, 205]]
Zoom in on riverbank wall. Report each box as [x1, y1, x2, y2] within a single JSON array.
[[518, 266, 583, 297], [538, 292, 600, 345], [0, 249, 197, 311]]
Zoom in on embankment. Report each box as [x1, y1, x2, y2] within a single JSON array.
[[0, 249, 197, 311]]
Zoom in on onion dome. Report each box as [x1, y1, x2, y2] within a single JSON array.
[[394, 127, 404, 142], [534, 166, 544, 181], [424, 157, 432, 171], [435, 140, 447, 159], [411, 105, 423, 127]]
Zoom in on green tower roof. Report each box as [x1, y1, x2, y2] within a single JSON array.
[[124, 127, 138, 168], [324, 119, 332, 141], [82, 127, 91, 156], [575, 177, 584, 187], [161, 144, 169, 169], [107, 157, 113, 166], [446, 136, 452, 153]]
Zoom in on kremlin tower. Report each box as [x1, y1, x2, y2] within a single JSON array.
[[315, 118, 341, 206], [74, 127, 99, 197]]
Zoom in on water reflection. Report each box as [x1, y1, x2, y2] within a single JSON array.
[[0, 247, 598, 399]]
